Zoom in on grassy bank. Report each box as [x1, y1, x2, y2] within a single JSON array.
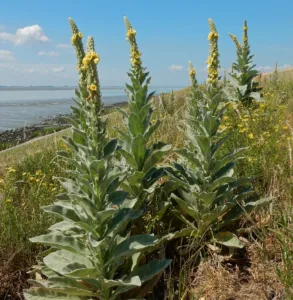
[[1, 73, 293, 298]]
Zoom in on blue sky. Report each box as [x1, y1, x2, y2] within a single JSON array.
[[0, 0, 292, 86]]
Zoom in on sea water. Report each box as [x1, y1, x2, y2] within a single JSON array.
[[0, 86, 181, 131]]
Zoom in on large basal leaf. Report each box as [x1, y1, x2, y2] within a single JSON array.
[[43, 204, 81, 223], [43, 250, 93, 275], [30, 233, 90, 256]]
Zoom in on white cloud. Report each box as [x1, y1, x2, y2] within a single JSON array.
[[38, 51, 60, 57], [0, 25, 51, 45], [0, 50, 16, 61], [52, 67, 65, 73], [169, 64, 184, 72], [56, 43, 71, 49]]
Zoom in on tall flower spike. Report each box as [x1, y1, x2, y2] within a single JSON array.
[[242, 20, 249, 49], [68, 18, 86, 90], [207, 18, 220, 86], [188, 61, 197, 88], [124, 16, 142, 70], [85, 36, 101, 110]]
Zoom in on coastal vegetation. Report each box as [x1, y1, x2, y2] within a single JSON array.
[[1, 16, 293, 299]]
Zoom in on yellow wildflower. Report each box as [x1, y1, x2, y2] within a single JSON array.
[[126, 28, 136, 38], [7, 167, 16, 173], [35, 170, 42, 176], [248, 133, 254, 139], [78, 32, 83, 38], [189, 69, 195, 77], [71, 33, 77, 45], [89, 84, 97, 91], [243, 26, 248, 31], [29, 176, 35, 182]]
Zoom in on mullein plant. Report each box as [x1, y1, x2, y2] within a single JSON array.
[[165, 19, 271, 249], [117, 17, 171, 212], [24, 18, 170, 300], [227, 20, 262, 106]]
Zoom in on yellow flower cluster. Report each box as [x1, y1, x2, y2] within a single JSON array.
[[126, 28, 136, 40], [207, 31, 219, 41], [82, 51, 100, 70], [71, 32, 83, 45], [207, 19, 220, 85]]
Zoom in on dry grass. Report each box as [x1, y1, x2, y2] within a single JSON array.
[[191, 242, 284, 300]]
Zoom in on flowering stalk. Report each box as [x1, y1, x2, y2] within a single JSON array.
[[229, 33, 241, 51], [69, 18, 87, 91], [118, 17, 171, 211], [206, 19, 220, 86]]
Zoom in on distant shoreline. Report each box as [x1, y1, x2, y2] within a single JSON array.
[[0, 101, 128, 150]]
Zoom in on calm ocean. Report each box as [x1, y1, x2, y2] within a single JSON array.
[[0, 86, 181, 131]]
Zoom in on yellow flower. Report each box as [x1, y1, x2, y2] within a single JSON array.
[[71, 33, 77, 44], [248, 133, 254, 139], [89, 84, 97, 91], [29, 176, 35, 182], [243, 26, 248, 31], [78, 32, 83, 38], [94, 58, 100, 64], [5, 199, 12, 204], [126, 28, 136, 38], [189, 69, 196, 77], [208, 32, 214, 40], [7, 167, 16, 173], [35, 170, 42, 176]]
